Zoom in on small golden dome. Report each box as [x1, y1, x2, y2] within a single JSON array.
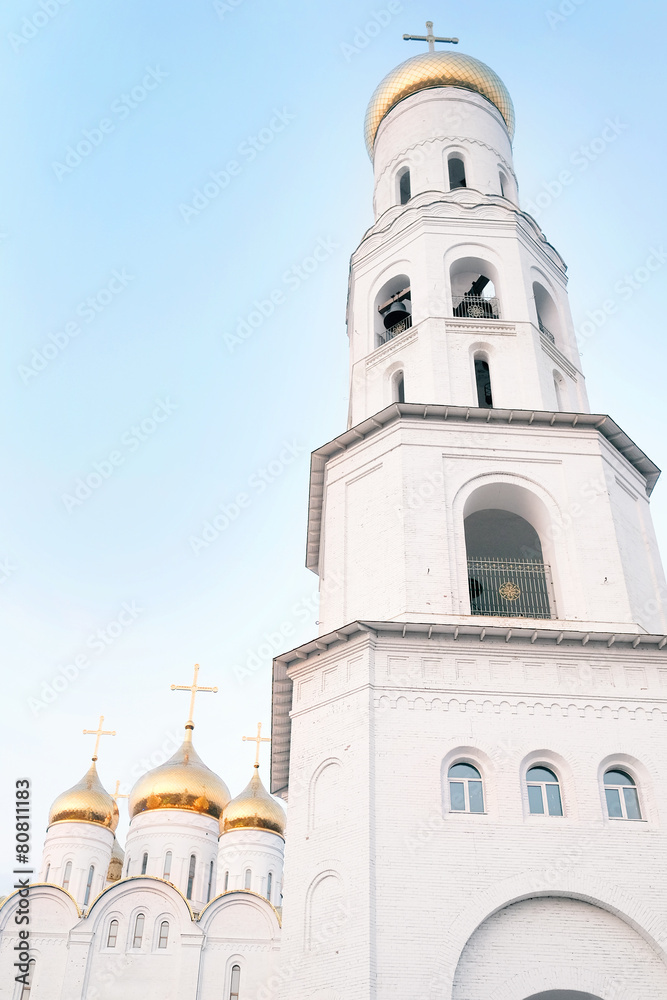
[[129, 733, 231, 820], [48, 762, 119, 832], [221, 766, 286, 837], [106, 837, 125, 883], [364, 50, 515, 156]]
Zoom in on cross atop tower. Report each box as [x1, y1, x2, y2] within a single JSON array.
[[82, 715, 116, 762], [171, 663, 218, 734], [242, 722, 271, 769], [403, 20, 459, 52], [112, 780, 129, 804]]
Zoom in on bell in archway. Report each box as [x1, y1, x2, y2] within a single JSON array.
[[383, 299, 409, 329]]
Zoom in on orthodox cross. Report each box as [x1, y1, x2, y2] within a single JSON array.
[[112, 780, 129, 804], [171, 663, 218, 732], [242, 722, 271, 768], [403, 20, 459, 52], [83, 715, 116, 762]]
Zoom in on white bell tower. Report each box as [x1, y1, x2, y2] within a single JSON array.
[[273, 24, 667, 1000]]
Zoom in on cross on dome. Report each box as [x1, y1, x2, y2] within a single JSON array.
[[82, 714, 116, 762], [403, 20, 459, 52], [112, 779, 129, 803], [242, 721, 271, 768], [171, 662, 218, 735]]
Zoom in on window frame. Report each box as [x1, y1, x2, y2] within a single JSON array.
[[141, 852, 148, 876], [447, 152, 468, 191], [162, 851, 172, 880], [62, 861, 72, 891], [106, 918, 119, 949], [447, 762, 485, 814], [83, 864, 95, 906], [244, 868, 252, 890], [267, 871, 273, 903], [157, 920, 169, 949], [397, 166, 411, 205], [186, 854, 196, 900], [229, 963, 241, 1000], [132, 912, 145, 950], [604, 768, 643, 821], [526, 765, 563, 817]]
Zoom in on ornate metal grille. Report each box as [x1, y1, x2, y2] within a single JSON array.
[[452, 294, 500, 319], [379, 315, 412, 343], [467, 558, 553, 619], [538, 317, 555, 343]]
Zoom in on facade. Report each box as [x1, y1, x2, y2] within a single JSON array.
[[3, 29, 667, 1000]]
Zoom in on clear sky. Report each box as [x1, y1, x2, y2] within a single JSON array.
[[1, 0, 666, 893]]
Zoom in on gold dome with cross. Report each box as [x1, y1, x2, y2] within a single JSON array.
[[48, 716, 119, 830], [220, 723, 286, 837], [364, 20, 515, 156]]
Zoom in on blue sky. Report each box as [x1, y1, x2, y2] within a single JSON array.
[[1, 0, 666, 891]]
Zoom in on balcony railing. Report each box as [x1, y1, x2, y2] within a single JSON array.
[[538, 318, 555, 344], [378, 315, 412, 344], [452, 294, 501, 320], [468, 558, 553, 619]]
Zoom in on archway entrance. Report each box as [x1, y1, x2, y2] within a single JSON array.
[[526, 993, 603, 1000]]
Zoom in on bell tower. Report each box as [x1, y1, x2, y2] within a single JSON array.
[[273, 25, 667, 1000]]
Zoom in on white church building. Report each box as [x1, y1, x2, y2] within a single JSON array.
[[3, 24, 667, 1000]]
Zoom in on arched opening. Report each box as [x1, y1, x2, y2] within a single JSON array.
[[244, 868, 252, 889], [158, 920, 169, 949], [186, 854, 196, 900], [448, 154, 467, 189], [267, 871, 273, 902], [162, 851, 172, 880], [374, 273, 412, 345], [474, 354, 493, 408], [604, 769, 642, 820], [397, 167, 411, 205], [83, 864, 95, 906], [229, 964, 241, 1000], [106, 919, 119, 948], [206, 859, 214, 902], [392, 370, 405, 403], [525, 994, 603, 999], [533, 281, 560, 344], [132, 913, 145, 949], [62, 861, 72, 891], [141, 852, 148, 875], [450, 257, 500, 319], [499, 170, 508, 198], [448, 762, 484, 813], [464, 486, 555, 619], [526, 765, 563, 815]]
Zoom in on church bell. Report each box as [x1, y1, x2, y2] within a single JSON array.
[[382, 298, 409, 329]]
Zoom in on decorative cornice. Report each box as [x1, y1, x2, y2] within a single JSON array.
[[364, 325, 419, 369]]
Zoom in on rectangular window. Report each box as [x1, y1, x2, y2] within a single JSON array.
[[469, 781, 484, 813], [623, 786, 641, 820], [528, 785, 545, 814], [605, 788, 623, 818], [449, 782, 466, 811], [546, 783, 563, 816]]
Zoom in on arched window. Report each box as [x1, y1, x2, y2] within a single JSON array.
[[450, 257, 500, 319], [474, 357, 493, 408], [158, 920, 169, 949], [83, 865, 95, 906], [375, 274, 412, 345], [392, 370, 405, 403], [141, 852, 148, 875], [499, 170, 507, 198], [267, 871, 273, 902], [244, 868, 252, 890], [526, 766, 563, 816], [62, 861, 72, 891], [448, 762, 485, 813], [604, 769, 642, 820], [186, 855, 196, 900], [207, 859, 214, 902], [162, 851, 172, 880], [224, 870, 230, 892], [533, 281, 560, 344], [229, 964, 241, 1000], [107, 919, 119, 948], [398, 167, 411, 205], [44, 864, 50, 883], [132, 913, 145, 949], [448, 154, 467, 190]]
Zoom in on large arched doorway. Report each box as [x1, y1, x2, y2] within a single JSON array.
[[526, 993, 602, 1000]]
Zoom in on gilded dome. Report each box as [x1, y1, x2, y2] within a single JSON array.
[[129, 734, 231, 820], [48, 762, 119, 832], [221, 766, 286, 837], [364, 50, 515, 156]]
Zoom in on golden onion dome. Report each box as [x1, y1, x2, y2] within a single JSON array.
[[221, 766, 286, 837], [365, 50, 515, 156], [129, 733, 231, 820], [48, 762, 119, 832], [106, 837, 125, 883]]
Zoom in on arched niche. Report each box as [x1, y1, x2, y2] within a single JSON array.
[[463, 483, 556, 619], [533, 281, 561, 345], [396, 165, 411, 205], [450, 256, 501, 319], [373, 273, 412, 345]]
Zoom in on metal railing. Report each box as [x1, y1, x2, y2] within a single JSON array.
[[378, 315, 412, 343], [453, 294, 501, 320], [468, 558, 553, 619], [538, 318, 555, 344]]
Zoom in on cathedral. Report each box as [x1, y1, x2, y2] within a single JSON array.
[[3, 22, 667, 1000]]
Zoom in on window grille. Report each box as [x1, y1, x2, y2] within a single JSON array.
[[468, 558, 553, 619]]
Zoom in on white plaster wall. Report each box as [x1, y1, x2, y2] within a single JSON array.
[[316, 419, 667, 635], [280, 631, 667, 1000], [0, 888, 77, 1000], [124, 810, 219, 911], [217, 828, 284, 904], [40, 822, 114, 909]]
